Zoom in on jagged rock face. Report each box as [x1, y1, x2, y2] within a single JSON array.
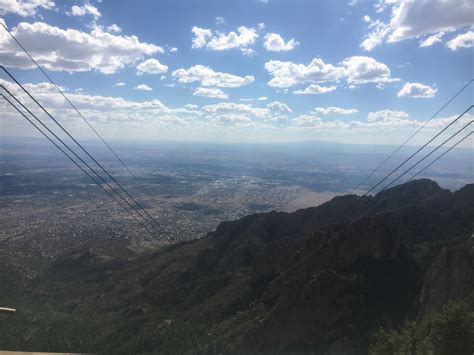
[[234, 182, 474, 353], [421, 235, 474, 313], [242, 213, 419, 353]]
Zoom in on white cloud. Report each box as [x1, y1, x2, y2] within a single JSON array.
[[291, 115, 350, 130], [215, 16, 225, 25], [419, 31, 445, 47], [257, 96, 268, 101], [172, 65, 254, 88], [263, 33, 298, 52], [388, 0, 473, 43], [367, 109, 409, 122], [258, 23, 265, 30], [294, 84, 336, 95], [201, 102, 269, 118], [0, 0, 55, 17], [356, 109, 418, 128], [70, 4, 101, 18], [136, 58, 168, 75], [193, 87, 228, 99], [446, 31, 474, 50], [397, 82, 437, 98], [115, 82, 125, 87], [169, 47, 178, 53], [0, 21, 163, 74], [0, 79, 166, 111], [361, 0, 473, 50], [134, 84, 152, 91], [191, 25, 258, 54], [207, 26, 258, 51], [265, 56, 395, 90], [360, 20, 390, 51], [292, 115, 322, 127], [267, 101, 292, 112], [2, 78, 471, 142], [106, 24, 121, 34], [264, 58, 344, 88], [191, 26, 212, 49], [342, 56, 396, 85], [314, 107, 358, 115]]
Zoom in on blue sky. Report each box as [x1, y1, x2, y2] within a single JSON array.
[[0, 0, 473, 145]]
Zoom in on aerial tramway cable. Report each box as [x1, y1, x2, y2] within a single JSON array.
[[1, 22, 178, 241], [0, 92, 166, 244], [355, 79, 473, 190], [281, 106, 473, 276]]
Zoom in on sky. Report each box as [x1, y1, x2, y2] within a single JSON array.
[[0, 0, 473, 146]]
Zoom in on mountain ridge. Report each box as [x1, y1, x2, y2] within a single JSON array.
[[1, 179, 473, 354]]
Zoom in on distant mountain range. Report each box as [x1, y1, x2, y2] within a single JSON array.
[[1, 179, 473, 354]]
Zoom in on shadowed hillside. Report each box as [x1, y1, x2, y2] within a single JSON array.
[[0, 179, 473, 354]]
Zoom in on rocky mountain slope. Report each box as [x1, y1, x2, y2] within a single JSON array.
[[0, 179, 473, 354]]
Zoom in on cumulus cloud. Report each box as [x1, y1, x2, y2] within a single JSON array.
[[292, 115, 322, 127], [136, 58, 168, 75], [263, 33, 298, 52], [115, 82, 125, 87], [2, 78, 469, 140], [351, 109, 419, 129], [446, 31, 474, 50], [294, 84, 336, 95], [265, 56, 396, 90], [0, 0, 55, 17], [388, 0, 472, 43], [0, 21, 163, 74], [191, 26, 212, 49], [0, 79, 165, 111], [172, 65, 254, 88], [419, 31, 445, 47], [201, 102, 269, 118], [267, 101, 292, 112], [257, 96, 268, 101], [342, 56, 396, 85], [397, 82, 437, 98], [193, 87, 228, 99], [314, 107, 358, 115], [361, 0, 474, 50], [291, 115, 350, 129], [106, 24, 121, 34], [368, 109, 409, 123], [134, 84, 152, 91], [191, 25, 258, 54], [360, 20, 390, 51], [70, 3, 101, 18], [207, 26, 258, 52], [264, 58, 344, 88]]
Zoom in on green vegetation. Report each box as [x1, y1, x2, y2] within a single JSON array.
[[371, 301, 474, 355], [1, 180, 473, 354]]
